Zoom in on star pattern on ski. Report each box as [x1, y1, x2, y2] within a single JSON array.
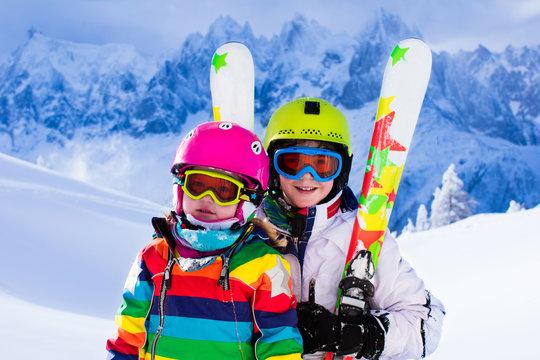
[[362, 146, 398, 199], [354, 227, 385, 252], [391, 45, 409, 66], [376, 96, 395, 122], [368, 147, 395, 178], [361, 163, 383, 200], [212, 52, 228, 74], [387, 189, 397, 205], [371, 112, 407, 152], [376, 163, 403, 192], [213, 106, 221, 121], [365, 194, 388, 215]]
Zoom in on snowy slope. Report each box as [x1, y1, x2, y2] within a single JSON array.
[[0, 289, 114, 359], [0, 152, 164, 318], [399, 206, 540, 360], [1, 150, 539, 359]]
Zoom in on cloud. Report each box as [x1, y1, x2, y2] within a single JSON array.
[[511, 0, 540, 21]]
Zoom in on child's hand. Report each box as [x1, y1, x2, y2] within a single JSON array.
[[296, 276, 387, 358], [335, 312, 387, 359], [296, 298, 340, 354], [296, 279, 340, 354]]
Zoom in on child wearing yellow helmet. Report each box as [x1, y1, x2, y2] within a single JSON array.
[[257, 97, 445, 360]]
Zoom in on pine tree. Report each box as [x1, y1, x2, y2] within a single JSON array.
[[401, 218, 416, 235], [415, 204, 430, 231], [430, 164, 472, 228], [506, 200, 525, 213]]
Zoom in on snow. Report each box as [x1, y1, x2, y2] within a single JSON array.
[[399, 208, 540, 359], [1, 151, 539, 359], [0, 152, 164, 320], [0, 290, 114, 358]]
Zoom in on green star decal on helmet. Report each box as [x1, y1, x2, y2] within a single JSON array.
[[212, 52, 228, 74]]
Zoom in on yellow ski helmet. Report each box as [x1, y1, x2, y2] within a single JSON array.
[[264, 97, 354, 202], [264, 97, 352, 156]]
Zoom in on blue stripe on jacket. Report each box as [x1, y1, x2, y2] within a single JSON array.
[[147, 314, 253, 342], [149, 295, 253, 322]]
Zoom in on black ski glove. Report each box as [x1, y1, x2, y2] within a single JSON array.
[[297, 300, 387, 358], [296, 299, 341, 353], [296, 279, 388, 358], [335, 312, 388, 359], [296, 279, 340, 353]]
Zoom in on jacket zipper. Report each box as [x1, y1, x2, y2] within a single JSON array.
[[151, 252, 174, 360], [218, 225, 254, 290]]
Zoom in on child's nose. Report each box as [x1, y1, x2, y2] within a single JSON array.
[[300, 171, 315, 180], [201, 193, 215, 203]]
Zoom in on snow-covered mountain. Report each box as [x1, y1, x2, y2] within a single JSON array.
[[0, 28, 158, 151], [1, 150, 538, 359], [1, 10, 539, 231]]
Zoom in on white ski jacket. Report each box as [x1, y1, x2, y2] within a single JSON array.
[[258, 188, 445, 360]]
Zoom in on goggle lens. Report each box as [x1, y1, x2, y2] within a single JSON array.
[[181, 170, 243, 205], [275, 147, 342, 182], [278, 153, 339, 177]]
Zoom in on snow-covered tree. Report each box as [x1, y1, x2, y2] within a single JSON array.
[[415, 204, 430, 231], [430, 164, 473, 228], [400, 218, 416, 236], [506, 200, 525, 213]]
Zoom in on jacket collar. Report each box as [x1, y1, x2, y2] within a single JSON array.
[[299, 186, 357, 239]]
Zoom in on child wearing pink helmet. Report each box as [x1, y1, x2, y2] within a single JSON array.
[[106, 121, 303, 360]]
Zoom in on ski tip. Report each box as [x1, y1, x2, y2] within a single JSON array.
[[211, 42, 254, 74], [215, 41, 251, 53], [209, 42, 255, 131], [386, 37, 432, 75], [398, 37, 429, 47], [396, 38, 432, 60]]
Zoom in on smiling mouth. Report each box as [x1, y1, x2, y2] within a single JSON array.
[[296, 186, 317, 191]]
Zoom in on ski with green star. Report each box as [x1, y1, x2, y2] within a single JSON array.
[[327, 38, 432, 360], [209, 42, 255, 131]]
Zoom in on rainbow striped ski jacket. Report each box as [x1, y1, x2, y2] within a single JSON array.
[[106, 218, 303, 360]]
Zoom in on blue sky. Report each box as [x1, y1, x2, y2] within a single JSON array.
[[1, 0, 539, 60]]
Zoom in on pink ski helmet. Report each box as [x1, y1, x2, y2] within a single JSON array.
[[171, 121, 269, 224]]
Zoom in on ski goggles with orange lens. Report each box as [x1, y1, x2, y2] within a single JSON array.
[[175, 169, 264, 206], [274, 147, 342, 182]]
